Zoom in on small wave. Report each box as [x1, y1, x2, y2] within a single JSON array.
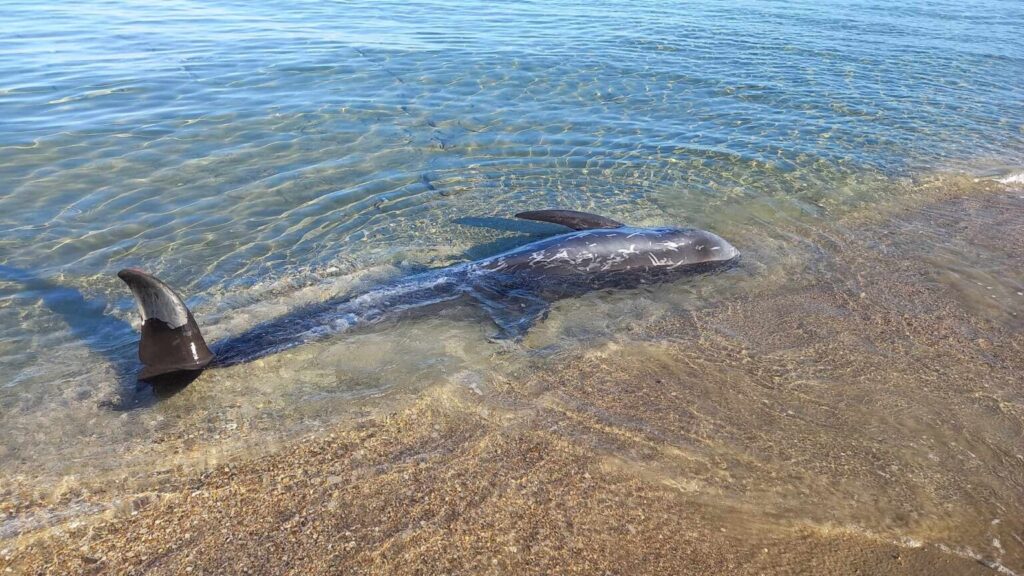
[[996, 171, 1024, 186], [0, 501, 107, 541]]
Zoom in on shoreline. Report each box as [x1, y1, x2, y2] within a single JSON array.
[[4, 182, 1023, 574]]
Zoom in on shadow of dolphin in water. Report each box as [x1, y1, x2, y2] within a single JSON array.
[[452, 216, 571, 261], [451, 216, 568, 235]]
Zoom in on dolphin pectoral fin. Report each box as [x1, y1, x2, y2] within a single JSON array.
[[469, 285, 550, 342], [117, 268, 214, 381], [514, 209, 625, 231]]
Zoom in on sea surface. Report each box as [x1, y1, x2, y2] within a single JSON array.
[[1, 0, 1023, 567]]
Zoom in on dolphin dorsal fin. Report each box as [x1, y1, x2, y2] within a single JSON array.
[[514, 209, 624, 231]]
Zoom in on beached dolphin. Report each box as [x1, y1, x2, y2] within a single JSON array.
[[119, 210, 740, 382]]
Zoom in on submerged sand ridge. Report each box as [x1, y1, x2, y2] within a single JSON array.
[[3, 179, 1024, 574]]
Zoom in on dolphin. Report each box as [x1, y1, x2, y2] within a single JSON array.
[[118, 210, 740, 382]]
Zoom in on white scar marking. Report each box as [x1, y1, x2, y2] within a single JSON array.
[[647, 253, 674, 266], [618, 244, 639, 255], [667, 258, 691, 269]]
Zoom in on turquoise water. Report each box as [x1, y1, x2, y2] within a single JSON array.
[[0, 1, 1022, 481]]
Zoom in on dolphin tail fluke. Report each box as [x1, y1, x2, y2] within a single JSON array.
[[117, 268, 214, 381]]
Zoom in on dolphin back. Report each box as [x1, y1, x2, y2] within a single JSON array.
[[114, 210, 738, 383]]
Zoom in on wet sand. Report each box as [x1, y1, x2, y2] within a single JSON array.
[[3, 182, 1023, 575]]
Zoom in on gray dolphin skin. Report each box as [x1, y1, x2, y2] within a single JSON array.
[[119, 210, 740, 382]]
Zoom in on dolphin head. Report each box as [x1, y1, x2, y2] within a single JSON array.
[[653, 227, 740, 267], [477, 223, 740, 276]]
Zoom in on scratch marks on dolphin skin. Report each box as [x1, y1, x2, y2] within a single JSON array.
[[477, 227, 738, 276], [486, 258, 508, 272], [529, 251, 548, 265], [647, 253, 675, 267], [660, 240, 688, 251]]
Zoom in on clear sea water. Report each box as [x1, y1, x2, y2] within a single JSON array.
[[1, 0, 1023, 553]]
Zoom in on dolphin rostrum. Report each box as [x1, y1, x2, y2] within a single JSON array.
[[119, 210, 740, 382]]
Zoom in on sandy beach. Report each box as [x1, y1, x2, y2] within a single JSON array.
[[3, 180, 1021, 575]]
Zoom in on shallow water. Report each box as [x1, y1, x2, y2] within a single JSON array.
[[1, 0, 1023, 566]]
